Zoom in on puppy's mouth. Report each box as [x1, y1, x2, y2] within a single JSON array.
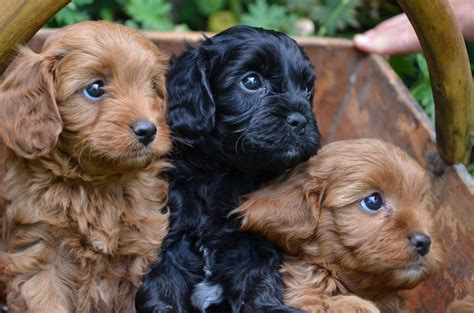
[[275, 146, 313, 163], [121, 143, 164, 165], [392, 264, 429, 287], [72, 142, 157, 175], [401, 265, 426, 277], [273, 148, 307, 167], [125, 148, 154, 162], [283, 148, 300, 159], [234, 144, 317, 174]]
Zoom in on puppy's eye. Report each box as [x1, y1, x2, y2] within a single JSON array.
[[240, 74, 262, 91], [360, 192, 384, 212], [83, 80, 105, 101]]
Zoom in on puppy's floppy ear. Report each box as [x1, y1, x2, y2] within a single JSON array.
[[166, 42, 215, 142], [0, 48, 62, 159], [236, 160, 324, 255]]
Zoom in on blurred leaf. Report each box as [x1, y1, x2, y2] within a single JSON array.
[[229, 0, 243, 17], [50, 0, 92, 26], [390, 53, 435, 123], [313, 0, 362, 36], [174, 0, 207, 30], [410, 54, 434, 122], [125, 0, 175, 30], [74, 0, 94, 5], [240, 0, 297, 33], [286, 0, 320, 15], [411, 80, 434, 121], [124, 19, 140, 29], [100, 8, 114, 21], [208, 11, 237, 32], [389, 56, 417, 77], [467, 163, 474, 176], [416, 53, 430, 81], [197, 0, 225, 16]]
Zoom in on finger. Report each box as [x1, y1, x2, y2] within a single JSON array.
[[452, 0, 474, 42], [354, 14, 422, 55]]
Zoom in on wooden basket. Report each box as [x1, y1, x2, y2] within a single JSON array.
[[0, 1, 472, 312]]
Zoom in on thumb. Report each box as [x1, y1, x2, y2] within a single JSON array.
[[354, 14, 421, 55]]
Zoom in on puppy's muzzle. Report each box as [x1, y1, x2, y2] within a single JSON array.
[[409, 232, 431, 256], [131, 120, 157, 145]]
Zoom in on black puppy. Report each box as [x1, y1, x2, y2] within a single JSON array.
[[136, 25, 320, 313]]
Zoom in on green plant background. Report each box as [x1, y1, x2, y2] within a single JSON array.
[[47, 0, 474, 174]]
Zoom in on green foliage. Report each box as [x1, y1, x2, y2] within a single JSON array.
[[48, 0, 93, 26], [468, 164, 474, 176], [124, 0, 174, 30], [312, 0, 362, 36], [197, 0, 225, 16], [48, 0, 394, 38], [208, 11, 238, 33], [411, 54, 434, 121], [389, 54, 435, 122], [240, 0, 297, 34]]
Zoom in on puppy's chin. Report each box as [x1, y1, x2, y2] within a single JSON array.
[[64, 142, 160, 176], [232, 147, 316, 174], [231, 121, 320, 174], [78, 154, 154, 176], [384, 265, 430, 290]]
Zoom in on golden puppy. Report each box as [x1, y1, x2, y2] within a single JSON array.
[[236, 139, 443, 313], [0, 21, 170, 313]]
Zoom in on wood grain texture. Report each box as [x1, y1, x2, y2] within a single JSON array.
[[0, 0, 70, 74], [1, 29, 473, 313], [397, 0, 473, 165]]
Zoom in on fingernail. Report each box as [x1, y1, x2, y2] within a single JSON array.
[[354, 34, 369, 47], [363, 30, 375, 38]]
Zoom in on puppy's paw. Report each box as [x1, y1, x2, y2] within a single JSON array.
[[301, 295, 380, 313]]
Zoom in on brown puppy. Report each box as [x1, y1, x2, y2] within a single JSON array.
[[0, 21, 170, 313], [236, 139, 443, 313]]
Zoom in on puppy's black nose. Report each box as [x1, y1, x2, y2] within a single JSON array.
[[286, 112, 307, 134], [131, 120, 156, 145], [410, 232, 431, 256]]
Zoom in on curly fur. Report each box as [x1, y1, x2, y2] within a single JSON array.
[[136, 25, 320, 313], [236, 139, 444, 313], [0, 21, 171, 313]]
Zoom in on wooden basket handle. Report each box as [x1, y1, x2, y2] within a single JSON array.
[[0, 0, 70, 74], [397, 0, 473, 164]]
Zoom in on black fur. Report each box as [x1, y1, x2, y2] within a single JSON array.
[[136, 25, 320, 313]]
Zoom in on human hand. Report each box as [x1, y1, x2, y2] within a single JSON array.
[[354, 0, 474, 55]]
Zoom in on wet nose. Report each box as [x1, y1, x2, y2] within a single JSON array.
[[131, 120, 156, 145], [409, 232, 431, 256], [286, 112, 307, 134]]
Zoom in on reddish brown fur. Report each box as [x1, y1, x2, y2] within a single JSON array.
[[236, 139, 444, 313], [0, 21, 171, 313]]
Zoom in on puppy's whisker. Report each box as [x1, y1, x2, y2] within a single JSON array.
[[76, 142, 90, 170], [234, 132, 246, 155], [171, 135, 195, 148], [241, 136, 248, 154], [232, 127, 247, 134]]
